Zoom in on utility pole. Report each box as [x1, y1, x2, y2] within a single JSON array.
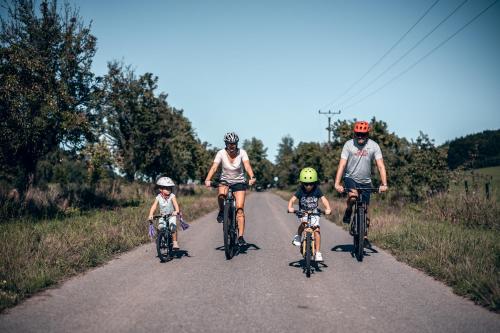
[[318, 110, 341, 144]]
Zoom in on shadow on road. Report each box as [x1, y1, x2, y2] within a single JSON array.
[[237, 242, 261, 254], [171, 249, 190, 259], [156, 249, 190, 263], [289, 259, 328, 276], [331, 243, 378, 258], [215, 242, 261, 256]]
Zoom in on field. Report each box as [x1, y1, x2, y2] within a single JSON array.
[[449, 166, 500, 201]]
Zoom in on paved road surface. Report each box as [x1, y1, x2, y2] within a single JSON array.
[[1, 192, 499, 332]]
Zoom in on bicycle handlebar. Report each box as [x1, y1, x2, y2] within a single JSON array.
[[342, 187, 382, 194], [209, 180, 250, 188], [148, 213, 174, 223], [287, 209, 325, 218]]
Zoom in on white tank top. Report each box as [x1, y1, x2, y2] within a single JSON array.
[[214, 149, 249, 184], [156, 193, 175, 215]]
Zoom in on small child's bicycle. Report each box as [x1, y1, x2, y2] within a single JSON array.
[[290, 209, 324, 278], [150, 213, 175, 262]]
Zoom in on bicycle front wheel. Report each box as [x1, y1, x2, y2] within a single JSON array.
[[305, 232, 312, 278], [156, 231, 171, 262], [355, 206, 365, 262], [223, 203, 234, 260]]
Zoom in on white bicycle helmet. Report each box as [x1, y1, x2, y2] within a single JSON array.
[[223, 132, 239, 144], [156, 176, 175, 187]]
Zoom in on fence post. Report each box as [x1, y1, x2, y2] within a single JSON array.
[[485, 182, 490, 200], [464, 180, 469, 194]]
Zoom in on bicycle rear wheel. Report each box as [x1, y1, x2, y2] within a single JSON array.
[[305, 232, 312, 277], [223, 203, 234, 260], [156, 231, 171, 262], [355, 206, 365, 262]]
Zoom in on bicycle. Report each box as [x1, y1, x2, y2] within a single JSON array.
[[289, 209, 324, 278], [344, 188, 379, 262], [211, 181, 244, 260], [150, 213, 175, 262]]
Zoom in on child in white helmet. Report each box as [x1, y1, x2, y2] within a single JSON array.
[[148, 176, 180, 249]]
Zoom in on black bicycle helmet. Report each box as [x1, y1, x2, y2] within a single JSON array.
[[223, 132, 239, 144]]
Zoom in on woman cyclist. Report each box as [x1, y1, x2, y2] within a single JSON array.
[[204, 132, 256, 246]]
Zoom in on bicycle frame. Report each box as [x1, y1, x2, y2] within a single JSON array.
[[293, 210, 322, 278], [345, 188, 379, 262], [211, 181, 239, 260], [152, 213, 174, 262]]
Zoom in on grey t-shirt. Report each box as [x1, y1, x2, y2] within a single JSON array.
[[340, 139, 383, 184]]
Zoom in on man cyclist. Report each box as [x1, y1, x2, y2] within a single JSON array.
[[205, 132, 256, 246], [334, 121, 388, 242]]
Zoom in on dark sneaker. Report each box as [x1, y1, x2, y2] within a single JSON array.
[[216, 210, 224, 223], [364, 237, 372, 249], [238, 236, 247, 246], [342, 207, 353, 224]]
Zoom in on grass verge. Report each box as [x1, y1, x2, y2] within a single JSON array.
[[0, 188, 218, 312]]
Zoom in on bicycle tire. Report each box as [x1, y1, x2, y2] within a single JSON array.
[[223, 203, 233, 260], [156, 230, 170, 262], [305, 232, 312, 278], [230, 205, 237, 254], [356, 205, 365, 262]]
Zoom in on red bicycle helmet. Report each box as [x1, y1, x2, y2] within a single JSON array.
[[353, 121, 370, 133]]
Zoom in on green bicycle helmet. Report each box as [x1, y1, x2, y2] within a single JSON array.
[[299, 167, 318, 183]]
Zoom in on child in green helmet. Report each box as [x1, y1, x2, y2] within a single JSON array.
[[287, 167, 332, 262]]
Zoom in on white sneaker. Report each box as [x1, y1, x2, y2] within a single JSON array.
[[292, 235, 301, 246], [315, 251, 323, 262]]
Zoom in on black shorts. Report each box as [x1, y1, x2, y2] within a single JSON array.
[[227, 182, 248, 192], [343, 177, 372, 204]]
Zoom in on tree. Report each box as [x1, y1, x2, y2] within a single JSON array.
[[0, 0, 97, 190], [275, 135, 296, 188], [397, 132, 449, 201], [292, 142, 324, 182], [242, 137, 274, 187], [446, 129, 500, 169], [95, 62, 207, 183]]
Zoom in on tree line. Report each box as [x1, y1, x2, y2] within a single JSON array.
[[0, 0, 470, 218], [446, 129, 500, 170], [0, 0, 213, 193]]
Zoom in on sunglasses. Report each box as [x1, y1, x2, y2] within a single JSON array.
[[303, 183, 315, 187], [355, 133, 368, 139]]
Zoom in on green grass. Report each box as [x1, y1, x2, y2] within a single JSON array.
[[0, 189, 218, 312], [370, 219, 500, 310], [450, 166, 500, 202]]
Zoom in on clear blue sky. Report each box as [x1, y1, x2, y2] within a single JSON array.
[[61, 1, 500, 159]]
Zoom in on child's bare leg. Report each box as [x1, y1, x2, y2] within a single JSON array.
[[314, 228, 321, 252], [297, 223, 305, 237]]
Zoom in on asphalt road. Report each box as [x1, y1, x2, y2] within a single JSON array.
[[1, 192, 499, 332]]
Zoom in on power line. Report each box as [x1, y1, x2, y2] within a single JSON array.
[[318, 0, 441, 112], [343, 0, 499, 110], [336, 0, 469, 109]]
